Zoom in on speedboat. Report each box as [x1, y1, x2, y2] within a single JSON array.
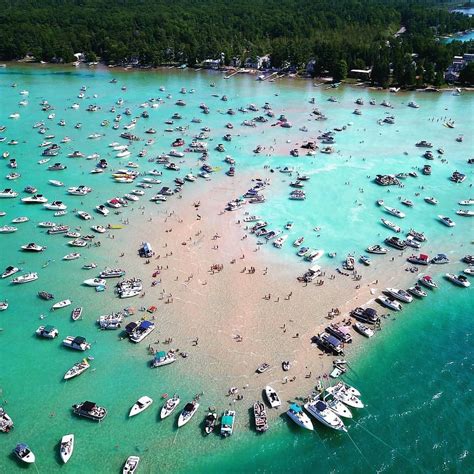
[[62, 336, 91, 351], [71, 307, 83, 321], [11, 216, 29, 223], [13, 443, 35, 464], [52, 299, 72, 310], [438, 215, 455, 227], [151, 351, 176, 368], [0, 407, 14, 432], [286, 403, 313, 431], [220, 410, 236, 437], [21, 194, 48, 204], [0, 188, 18, 198], [84, 278, 106, 287], [456, 209, 474, 217], [384, 206, 405, 218], [0, 226, 17, 233], [381, 218, 401, 233], [129, 396, 153, 417], [366, 245, 388, 254], [425, 196, 438, 205], [431, 253, 449, 264], [353, 322, 375, 338], [253, 401, 269, 432], [407, 285, 427, 298], [60, 434, 74, 464], [204, 411, 218, 435], [160, 394, 180, 419], [177, 400, 200, 427], [385, 288, 413, 303], [72, 401, 107, 421], [77, 210, 92, 220], [12, 272, 38, 284], [96, 205, 109, 216], [1, 265, 19, 279], [323, 394, 353, 419], [418, 274, 438, 289], [36, 325, 59, 338], [64, 359, 90, 380], [304, 399, 346, 431], [326, 384, 364, 408], [123, 456, 140, 474], [44, 201, 67, 210], [264, 386, 281, 408], [445, 273, 470, 288], [377, 295, 402, 311], [21, 242, 46, 252], [64, 253, 81, 261]]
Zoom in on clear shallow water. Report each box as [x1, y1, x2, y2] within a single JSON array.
[[0, 65, 472, 473]]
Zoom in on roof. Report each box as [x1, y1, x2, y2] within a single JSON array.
[[155, 351, 166, 359]]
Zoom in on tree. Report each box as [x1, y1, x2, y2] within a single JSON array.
[[371, 58, 390, 86], [459, 62, 474, 85], [332, 59, 348, 82], [424, 62, 435, 84]]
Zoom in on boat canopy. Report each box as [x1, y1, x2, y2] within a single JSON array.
[[290, 403, 302, 412], [364, 308, 377, 318], [419, 254, 429, 261], [81, 401, 96, 411], [315, 400, 326, 411], [338, 326, 351, 335], [326, 334, 342, 347], [73, 336, 86, 345], [154, 351, 166, 359], [44, 325, 55, 332], [222, 415, 233, 425], [125, 322, 138, 333], [139, 320, 153, 329]]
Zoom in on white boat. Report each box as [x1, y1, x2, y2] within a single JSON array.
[[84, 278, 107, 287], [326, 385, 364, 409], [71, 307, 83, 321], [459, 199, 474, 206], [220, 410, 236, 437], [12, 216, 29, 223], [123, 456, 140, 474], [36, 325, 59, 338], [60, 434, 74, 464], [305, 249, 324, 262], [419, 274, 438, 289], [438, 215, 455, 227], [68, 185, 92, 195], [21, 242, 46, 252], [62, 336, 91, 351], [293, 236, 304, 247], [286, 403, 313, 431], [129, 396, 153, 417], [91, 225, 107, 233], [384, 206, 405, 218], [273, 235, 288, 248], [52, 299, 72, 310], [13, 443, 35, 464], [456, 209, 474, 217], [385, 287, 413, 303], [77, 210, 92, 220], [12, 272, 38, 284], [0, 407, 14, 432], [264, 385, 281, 408], [151, 350, 177, 367], [0, 188, 18, 198], [95, 205, 109, 216], [304, 399, 346, 431], [0, 300, 8, 311], [353, 322, 375, 338], [64, 359, 90, 380], [381, 218, 401, 233], [445, 273, 470, 288], [0, 226, 17, 233], [49, 179, 64, 187], [63, 253, 81, 260], [324, 394, 353, 419], [21, 194, 48, 204], [160, 394, 180, 419], [44, 201, 67, 210], [177, 400, 200, 427], [377, 295, 402, 311]]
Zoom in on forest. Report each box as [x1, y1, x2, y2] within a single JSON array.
[[0, 0, 473, 86]]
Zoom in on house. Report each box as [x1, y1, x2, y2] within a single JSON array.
[[244, 54, 270, 70], [445, 53, 474, 81], [349, 68, 372, 80], [202, 59, 221, 70]]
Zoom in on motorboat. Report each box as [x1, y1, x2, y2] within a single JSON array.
[[312, 332, 344, 355], [353, 322, 375, 338], [1, 266, 19, 278], [21, 242, 46, 252], [177, 400, 200, 427], [72, 401, 107, 421], [0, 226, 17, 233], [0, 300, 8, 311], [456, 209, 474, 217], [459, 199, 474, 206], [256, 362, 270, 374], [384, 206, 405, 218], [99, 269, 125, 278], [38, 291, 54, 300], [425, 197, 438, 205], [44, 201, 67, 210], [431, 253, 449, 264], [12, 216, 29, 223], [407, 254, 429, 265], [385, 288, 413, 303], [97, 312, 124, 330], [52, 299, 72, 310], [419, 274, 438, 289], [123, 456, 140, 474], [128, 320, 155, 343], [221, 410, 236, 437], [83, 278, 107, 287], [160, 394, 180, 419], [129, 396, 153, 417], [71, 307, 83, 321], [407, 229, 427, 242], [286, 403, 313, 431], [445, 273, 470, 288], [13, 443, 35, 464], [264, 386, 281, 408], [0, 188, 18, 198], [384, 236, 407, 250], [204, 411, 218, 435], [0, 407, 13, 432], [366, 245, 388, 254], [36, 325, 59, 338], [438, 215, 455, 227], [304, 399, 346, 431], [151, 351, 177, 368], [77, 210, 92, 220], [253, 401, 269, 433], [64, 253, 81, 261], [68, 185, 92, 196], [21, 194, 48, 204], [381, 218, 401, 233], [377, 295, 402, 311], [64, 359, 90, 380], [62, 336, 91, 351], [12, 272, 38, 284], [407, 285, 427, 298], [326, 386, 364, 409], [60, 434, 74, 464]]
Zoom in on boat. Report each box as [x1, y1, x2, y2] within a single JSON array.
[[326, 324, 352, 343], [177, 400, 200, 427], [377, 295, 402, 311], [353, 322, 375, 338], [129, 396, 153, 417], [60, 434, 74, 464], [64, 359, 90, 380], [431, 253, 449, 264], [0, 188, 18, 198], [445, 273, 470, 288], [304, 399, 346, 431], [151, 351, 177, 368], [38, 291, 54, 300], [99, 269, 126, 278], [220, 410, 236, 437], [21, 194, 48, 204], [11, 216, 29, 223], [456, 209, 474, 217], [44, 200, 67, 210], [128, 320, 155, 343], [381, 218, 401, 233], [385, 288, 413, 303], [264, 386, 281, 408], [62, 336, 91, 351], [0, 226, 17, 233], [459, 199, 474, 206], [0, 300, 8, 311], [123, 456, 140, 474], [21, 242, 46, 252], [419, 275, 438, 289], [36, 325, 59, 338], [384, 206, 405, 218], [326, 385, 364, 409], [256, 362, 270, 374], [407, 285, 427, 298], [204, 411, 218, 435], [12, 272, 38, 284], [366, 245, 388, 255], [0, 407, 13, 432], [438, 215, 455, 227], [77, 210, 92, 220], [72, 401, 107, 421], [384, 236, 407, 250], [71, 307, 83, 321], [312, 332, 344, 354], [64, 253, 81, 261], [425, 197, 438, 205], [359, 255, 371, 266], [13, 443, 35, 464], [253, 401, 269, 433], [160, 394, 180, 419], [83, 278, 107, 287], [407, 253, 429, 265], [52, 299, 72, 310], [286, 403, 314, 431]]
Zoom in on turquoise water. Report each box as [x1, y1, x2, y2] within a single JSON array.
[[0, 66, 472, 473]]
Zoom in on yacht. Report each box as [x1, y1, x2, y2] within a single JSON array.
[[13, 443, 35, 464], [438, 215, 455, 227], [129, 396, 153, 417], [353, 322, 375, 338], [62, 336, 91, 351], [221, 410, 236, 437], [385, 288, 413, 303], [60, 434, 74, 464], [123, 456, 140, 474], [72, 401, 107, 421], [160, 394, 180, 419], [407, 254, 429, 265], [177, 400, 200, 427], [384, 206, 405, 218], [0, 188, 18, 198], [12, 272, 38, 284], [445, 273, 470, 288], [304, 399, 346, 431], [286, 403, 314, 431], [312, 332, 344, 355], [151, 351, 177, 368], [265, 386, 281, 408], [377, 295, 402, 311], [64, 359, 90, 380], [384, 236, 407, 250], [21, 194, 48, 204], [326, 386, 364, 409], [36, 325, 59, 339], [253, 401, 269, 433]]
